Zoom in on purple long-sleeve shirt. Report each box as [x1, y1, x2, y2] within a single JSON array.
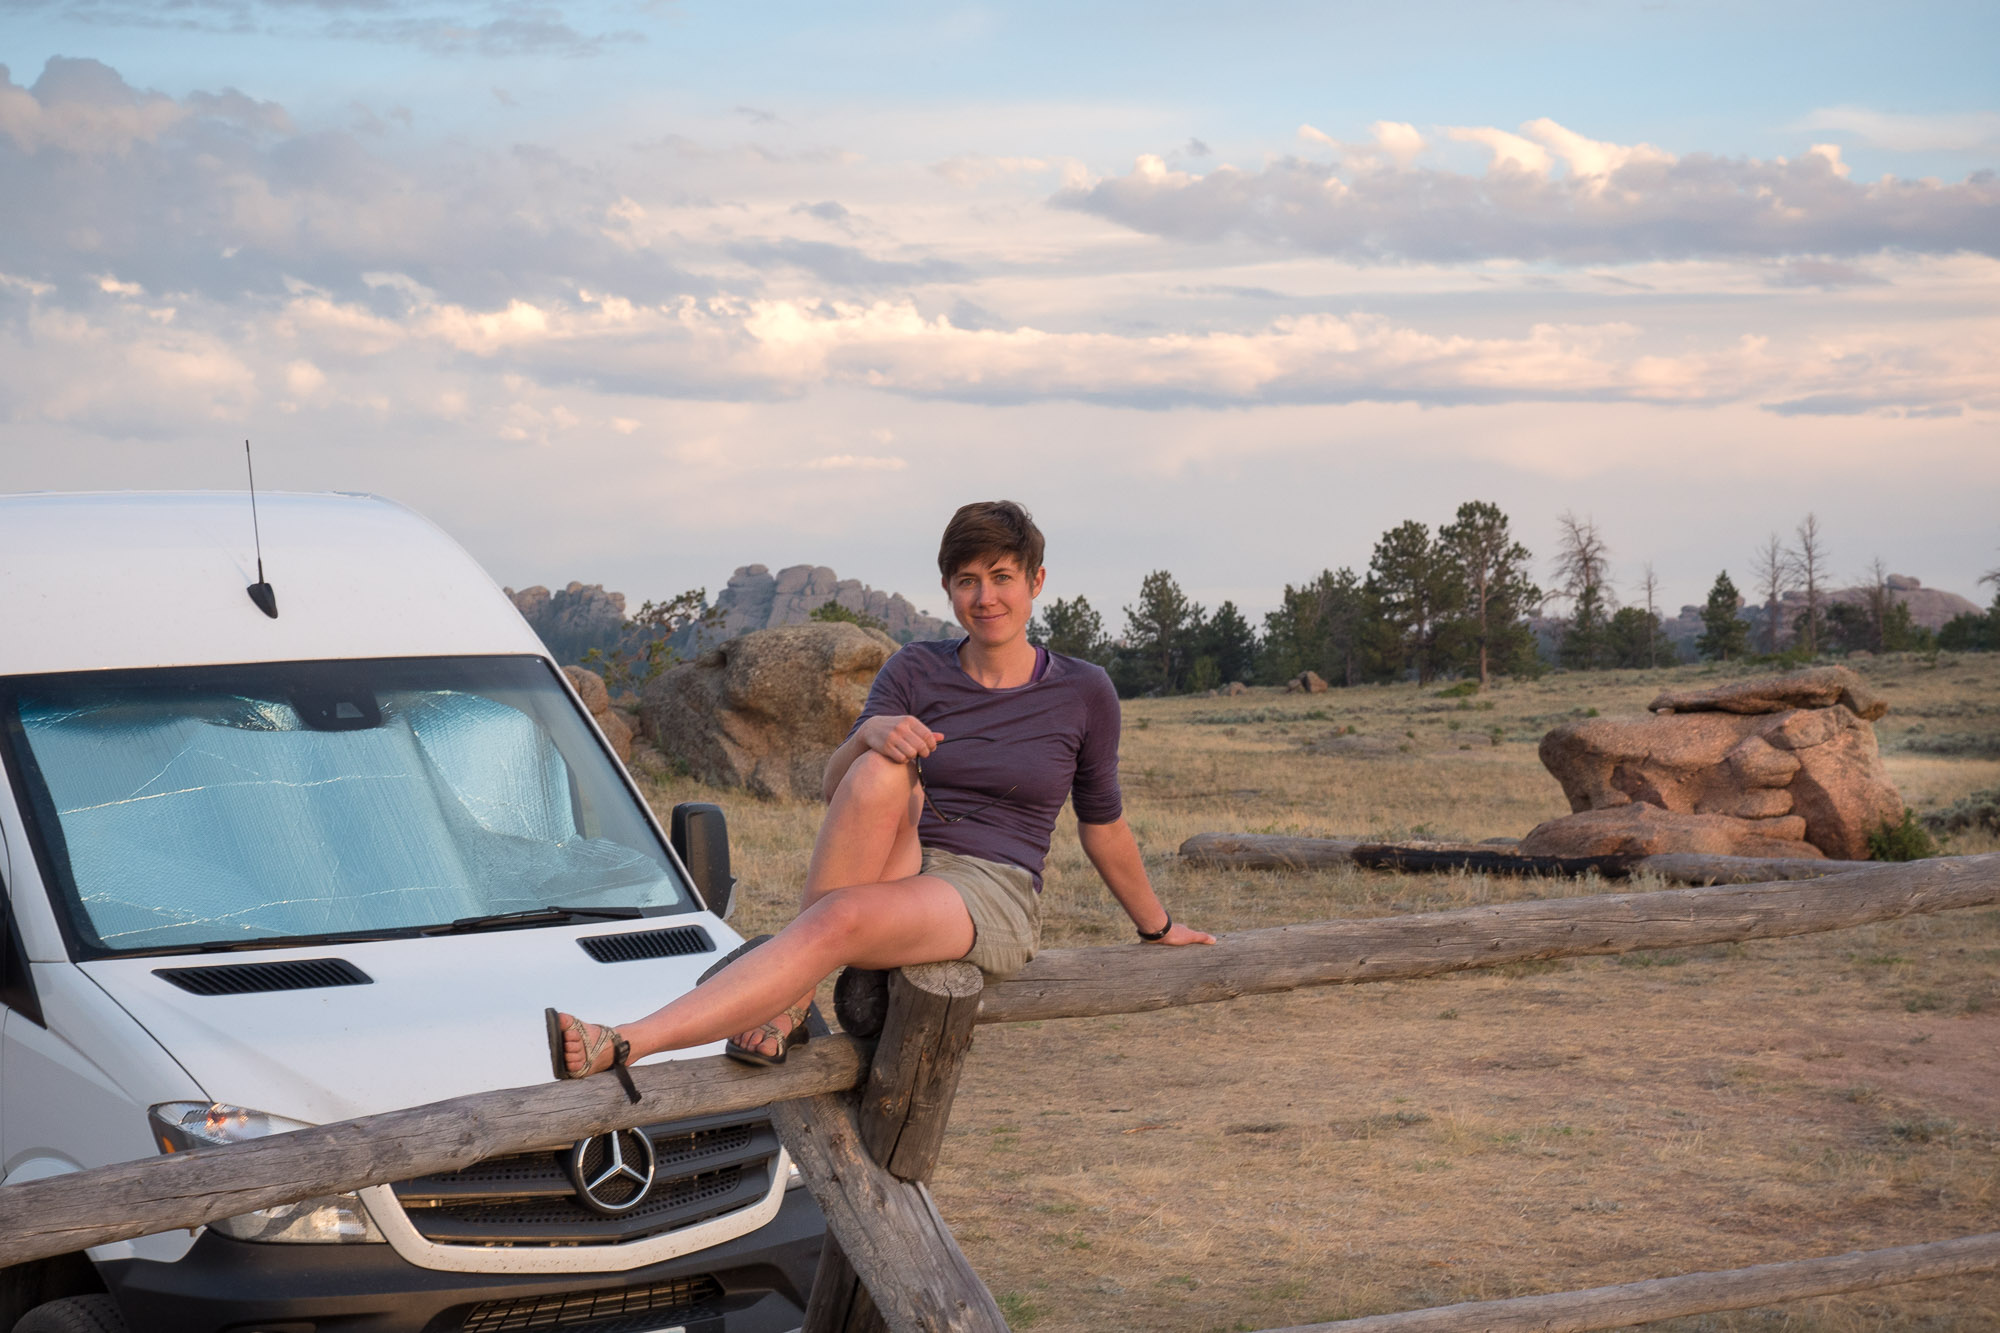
[[850, 639, 1123, 888]]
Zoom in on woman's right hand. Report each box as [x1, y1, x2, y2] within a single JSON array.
[[860, 714, 944, 762]]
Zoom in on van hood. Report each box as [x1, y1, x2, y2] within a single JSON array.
[[78, 916, 740, 1126]]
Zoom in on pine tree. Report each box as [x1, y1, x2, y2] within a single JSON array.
[[1120, 571, 1203, 694], [1030, 595, 1109, 662], [1438, 500, 1539, 685], [1196, 600, 1258, 685], [1696, 571, 1750, 661], [1368, 521, 1464, 685], [1606, 605, 1664, 668], [1261, 568, 1370, 685]]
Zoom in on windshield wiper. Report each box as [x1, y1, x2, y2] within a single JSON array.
[[421, 905, 646, 936], [115, 928, 416, 959]]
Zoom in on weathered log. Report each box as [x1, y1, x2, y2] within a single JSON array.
[[806, 961, 986, 1333], [1352, 845, 1638, 878], [774, 1092, 1006, 1333], [1637, 852, 1873, 884], [983, 853, 2000, 1025], [835, 965, 893, 1039], [0, 1035, 869, 1270], [1181, 831, 1877, 885], [1268, 1230, 2000, 1333], [860, 962, 985, 1181], [1179, 832, 1362, 868]]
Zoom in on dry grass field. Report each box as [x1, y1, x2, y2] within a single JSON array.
[[639, 651, 2000, 1332]]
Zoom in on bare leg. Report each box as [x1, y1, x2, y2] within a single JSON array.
[[556, 752, 968, 1075], [801, 749, 925, 905]]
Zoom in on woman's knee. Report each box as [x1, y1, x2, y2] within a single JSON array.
[[839, 749, 915, 802], [800, 887, 872, 950]]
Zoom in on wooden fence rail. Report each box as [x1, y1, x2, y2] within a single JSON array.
[[0, 1036, 870, 1269], [983, 853, 1999, 1024], [0, 852, 1994, 1330], [1274, 1231, 2000, 1333]]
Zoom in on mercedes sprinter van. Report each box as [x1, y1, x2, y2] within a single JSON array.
[[0, 491, 821, 1332]]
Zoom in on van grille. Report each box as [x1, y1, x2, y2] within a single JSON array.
[[389, 1114, 778, 1246], [577, 925, 715, 964], [448, 1274, 724, 1332], [153, 957, 371, 995]]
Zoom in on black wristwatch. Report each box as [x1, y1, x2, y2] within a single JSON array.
[[1137, 914, 1172, 942]]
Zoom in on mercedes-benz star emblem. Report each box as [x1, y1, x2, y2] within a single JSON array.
[[567, 1128, 657, 1215]]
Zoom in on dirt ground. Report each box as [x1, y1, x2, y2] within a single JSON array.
[[641, 651, 2000, 1331]]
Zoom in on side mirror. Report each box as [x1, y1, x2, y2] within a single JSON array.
[[670, 802, 737, 921]]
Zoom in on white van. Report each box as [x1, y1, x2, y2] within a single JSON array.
[[0, 491, 823, 1332]]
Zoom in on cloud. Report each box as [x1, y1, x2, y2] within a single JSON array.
[[21, 272, 1979, 427], [792, 200, 852, 224], [805, 454, 907, 471], [931, 153, 1049, 188], [0, 59, 699, 307], [724, 239, 969, 288], [1054, 118, 2000, 263], [1768, 258, 1888, 289], [14, 0, 638, 57], [1797, 106, 2000, 154]]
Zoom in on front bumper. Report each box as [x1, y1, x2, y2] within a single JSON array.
[[96, 1189, 825, 1333]]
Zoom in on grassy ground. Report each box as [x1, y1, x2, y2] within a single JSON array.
[[638, 651, 2000, 1331]]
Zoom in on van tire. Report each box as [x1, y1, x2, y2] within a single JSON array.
[[12, 1296, 128, 1333]]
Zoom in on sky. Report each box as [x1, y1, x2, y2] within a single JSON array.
[[3, 0, 1997, 627]]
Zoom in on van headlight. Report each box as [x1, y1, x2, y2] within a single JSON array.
[[148, 1102, 385, 1244]]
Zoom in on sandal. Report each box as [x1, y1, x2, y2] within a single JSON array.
[[699, 933, 819, 1066], [726, 1001, 813, 1067], [544, 1007, 641, 1104]]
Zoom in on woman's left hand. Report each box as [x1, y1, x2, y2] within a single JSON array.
[[1150, 922, 1215, 946]]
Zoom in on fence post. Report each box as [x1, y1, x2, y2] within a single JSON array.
[[785, 961, 996, 1333]]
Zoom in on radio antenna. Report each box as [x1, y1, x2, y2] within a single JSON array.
[[244, 439, 279, 619]]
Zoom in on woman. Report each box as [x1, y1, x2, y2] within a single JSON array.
[[548, 500, 1212, 1084]]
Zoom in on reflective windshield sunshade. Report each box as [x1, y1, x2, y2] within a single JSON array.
[[3, 657, 688, 955]]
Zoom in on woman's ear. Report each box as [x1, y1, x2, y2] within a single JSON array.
[[1030, 566, 1047, 598]]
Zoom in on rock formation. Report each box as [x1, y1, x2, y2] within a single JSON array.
[[639, 623, 900, 801], [710, 564, 951, 644], [1648, 666, 1887, 720], [1522, 806, 1825, 859], [1522, 667, 1903, 860], [507, 583, 629, 665], [1286, 671, 1329, 694], [1821, 575, 1980, 632], [562, 665, 634, 763]]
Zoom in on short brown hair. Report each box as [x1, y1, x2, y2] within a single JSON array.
[[938, 501, 1044, 579]]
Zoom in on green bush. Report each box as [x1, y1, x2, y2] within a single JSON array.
[[1867, 809, 1939, 862], [1434, 680, 1479, 698]]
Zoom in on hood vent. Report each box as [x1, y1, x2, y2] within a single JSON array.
[[578, 925, 715, 965], [154, 957, 373, 996]]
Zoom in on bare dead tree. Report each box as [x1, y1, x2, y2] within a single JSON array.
[[1639, 561, 1661, 667], [1551, 512, 1614, 669], [1753, 532, 1793, 655], [1786, 513, 1829, 657], [1860, 557, 1895, 653]]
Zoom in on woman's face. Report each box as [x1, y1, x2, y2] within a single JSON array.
[[945, 553, 1045, 649]]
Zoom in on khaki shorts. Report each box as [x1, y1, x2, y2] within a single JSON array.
[[921, 847, 1041, 981]]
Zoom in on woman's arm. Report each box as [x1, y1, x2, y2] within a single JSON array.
[[1077, 817, 1215, 946], [823, 715, 944, 801]]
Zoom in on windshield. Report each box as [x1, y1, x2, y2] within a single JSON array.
[[1, 656, 689, 956]]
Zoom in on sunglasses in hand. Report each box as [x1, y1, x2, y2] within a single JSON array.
[[911, 735, 1018, 825]]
